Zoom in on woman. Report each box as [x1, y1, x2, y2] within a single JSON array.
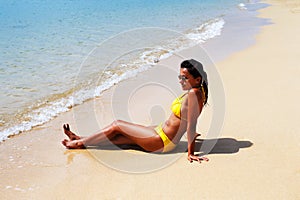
[[62, 59, 209, 163]]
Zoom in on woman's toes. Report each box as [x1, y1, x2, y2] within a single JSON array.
[[62, 139, 68, 147], [63, 124, 70, 131]]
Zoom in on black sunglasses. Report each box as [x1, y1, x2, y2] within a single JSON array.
[[178, 75, 188, 81]]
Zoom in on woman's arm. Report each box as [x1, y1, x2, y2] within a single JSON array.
[[186, 90, 203, 162]]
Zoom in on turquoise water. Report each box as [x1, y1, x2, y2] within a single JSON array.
[[0, 0, 256, 141]]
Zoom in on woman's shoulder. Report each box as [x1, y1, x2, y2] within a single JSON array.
[[187, 88, 201, 96], [184, 89, 200, 102], [187, 88, 204, 105]]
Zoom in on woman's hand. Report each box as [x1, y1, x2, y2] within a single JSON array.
[[187, 154, 209, 163], [186, 133, 204, 163], [194, 133, 201, 141]]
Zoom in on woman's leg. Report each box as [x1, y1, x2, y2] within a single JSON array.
[[63, 124, 160, 142], [62, 120, 164, 152], [63, 124, 143, 147], [63, 124, 133, 147]]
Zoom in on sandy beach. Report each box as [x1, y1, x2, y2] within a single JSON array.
[[1, 0, 299, 199]]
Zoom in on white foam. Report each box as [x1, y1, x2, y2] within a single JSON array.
[[0, 97, 75, 142], [237, 3, 247, 10], [185, 18, 225, 43]]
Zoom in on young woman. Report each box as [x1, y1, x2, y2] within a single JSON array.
[[62, 59, 209, 163]]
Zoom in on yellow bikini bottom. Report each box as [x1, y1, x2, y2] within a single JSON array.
[[154, 123, 176, 153]]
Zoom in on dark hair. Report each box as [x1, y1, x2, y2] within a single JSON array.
[[181, 59, 208, 105]]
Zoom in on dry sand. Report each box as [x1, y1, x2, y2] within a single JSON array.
[[0, 0, 299, 199]]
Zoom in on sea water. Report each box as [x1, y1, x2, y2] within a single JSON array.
[[0, 0, 263, 141]]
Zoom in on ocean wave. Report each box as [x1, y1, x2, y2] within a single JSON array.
[[185, 18, 225, 43], [0, 17, 225, 142]]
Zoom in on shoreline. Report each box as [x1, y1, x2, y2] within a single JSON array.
[[0, 1, 266, 142], [1, 0, 300, 199]]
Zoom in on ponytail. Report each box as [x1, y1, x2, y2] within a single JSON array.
[[201, 81, 208, 105]]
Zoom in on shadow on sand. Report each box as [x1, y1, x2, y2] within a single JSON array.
[[193, 138, 252, 156], [85, 137, 253, 155]]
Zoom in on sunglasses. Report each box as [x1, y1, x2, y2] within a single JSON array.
[[178, 75, 188, 81]]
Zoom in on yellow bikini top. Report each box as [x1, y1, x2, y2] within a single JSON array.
[[171, 93, 187, 118], [171, 87, 206, 119]]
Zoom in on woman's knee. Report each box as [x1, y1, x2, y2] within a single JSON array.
[[111, 120, 125, 131]]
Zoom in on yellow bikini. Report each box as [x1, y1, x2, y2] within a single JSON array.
[[171, 93, 187, 118], [154, 93, 187, 152], [155, 123, 176, 152]]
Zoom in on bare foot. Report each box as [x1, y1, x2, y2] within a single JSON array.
[[62, 139, 85, 149], [63, 124, 81, 140]]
